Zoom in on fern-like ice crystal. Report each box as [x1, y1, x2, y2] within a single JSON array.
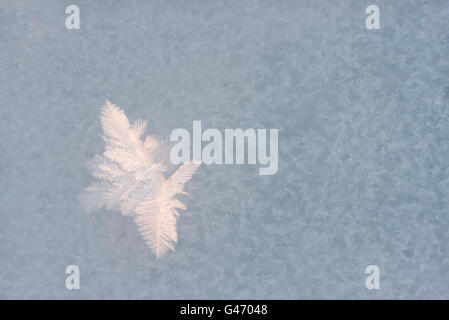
[[80, 100, 200, 258]]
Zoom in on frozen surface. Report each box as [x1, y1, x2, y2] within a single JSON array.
[[0, 0, 448, 299]]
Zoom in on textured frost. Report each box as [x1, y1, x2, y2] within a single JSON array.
[[0, 0, 448, 299]]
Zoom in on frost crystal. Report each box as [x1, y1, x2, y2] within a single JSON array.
[[80, 100, 200, 258]]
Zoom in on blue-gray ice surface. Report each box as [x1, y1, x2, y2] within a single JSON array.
[[0, 0, 448, 299]]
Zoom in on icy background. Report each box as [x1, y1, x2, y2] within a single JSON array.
[[1, 0, 448, 299]]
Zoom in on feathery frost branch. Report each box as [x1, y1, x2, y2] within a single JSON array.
[[80, 100, 200, 258]]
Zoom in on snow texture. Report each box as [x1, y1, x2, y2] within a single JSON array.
[[0, 0, 448, 299]]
